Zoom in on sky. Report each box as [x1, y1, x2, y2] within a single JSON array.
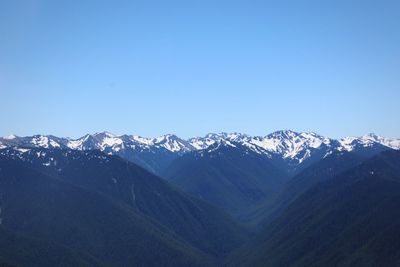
[[1, 0, 399, 139]]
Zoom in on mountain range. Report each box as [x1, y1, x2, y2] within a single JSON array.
[[1, 130, 399, 175], [1, 130, 399, 266]]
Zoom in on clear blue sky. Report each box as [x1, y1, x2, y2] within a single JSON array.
[[1, 0, 399, 139]]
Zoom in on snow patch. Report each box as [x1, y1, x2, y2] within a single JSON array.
[[4, 134, 17, 140], [16, 148, 30, 153]]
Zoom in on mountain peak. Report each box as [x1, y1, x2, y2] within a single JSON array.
[[155, 134, 179, 141], [154, 134, 193, 153], [4, 134, 17, 140], [195, 139, 239, 158], [361, 133, 384, 142], [365, 132, 381, 138], [268, 129, 300, 138], [93, 131, 116, 138]]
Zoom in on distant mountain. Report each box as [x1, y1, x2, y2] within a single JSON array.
[[344, 133, 400, 151], [232, 150, 400, 267], [0, 147, 247, 266], [191, 130, 394, 174], [0, 132, 193, 175], [1, 130, 397, 174], [163, 140, 289, 217]]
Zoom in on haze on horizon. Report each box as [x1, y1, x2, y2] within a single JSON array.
[[1, 0, 399, 139]]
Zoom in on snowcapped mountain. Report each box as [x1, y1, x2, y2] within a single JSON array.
[[258, 131, 332, 157], [0, 132, 194, 175], [246, 130, 335, 163], [358, 133, 400, 150], [64, 132, 194, 153], [188, 133, 249, 150], [0, 132, 193, 153], [0, 134, 69, 150], [187, 130, 336, 161], [153, 134, 195, 152], [0, 130, 398, 174]]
